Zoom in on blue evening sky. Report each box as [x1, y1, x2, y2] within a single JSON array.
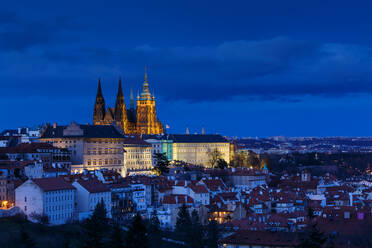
[[1, 0, 372, 137]]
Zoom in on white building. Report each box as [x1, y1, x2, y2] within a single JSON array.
[[143, 138, 163, 165], [24, 161, 43, 179], [15, 177, 76, 225], [123, 137, 153, 177], [72, 178, 111, 220], [131, 184, 147, 211], [187, 184, 210, 205], [1, 127, 40, 144]]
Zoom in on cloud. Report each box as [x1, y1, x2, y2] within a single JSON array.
[[2, 36, 372, 103], [0, 12, 84, 52]]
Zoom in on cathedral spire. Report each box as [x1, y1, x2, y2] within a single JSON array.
[[97, 78, 103, 97], [114, 77, 125, 122], [140, 66, 151, 100], [93, 78, 106, 124], [144, 65, 148, 82], [117, 77, 123, 97]]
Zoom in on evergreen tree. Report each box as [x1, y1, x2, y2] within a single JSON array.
[[107, 224, 125, 248], [175, 204, 191, 243], [19, 226, 35, 248], [297, 208, 327, 248], [82, 199, 108, 248], [297, 223, 327, 248], [189, 209, 203, 248], [125, 213, 148, 248], [148, 210, 162, 247], [153, 153, 170, 176], [206, 220, 219, 248]]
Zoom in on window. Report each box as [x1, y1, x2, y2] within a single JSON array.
[[24, 206, 27, 211], [24, 197, 27, 202]]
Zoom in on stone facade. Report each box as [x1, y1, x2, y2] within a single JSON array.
[[40, 122, 125, 173]]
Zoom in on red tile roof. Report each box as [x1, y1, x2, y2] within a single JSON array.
[[76, 178, 110, 193], [123, 136, 151, 146], [189, 184, 208, 194], [0, 142, 55, 154], [201, 178, 227, 191], [162, 194, 194, 204], [32, 177, 76, 192]]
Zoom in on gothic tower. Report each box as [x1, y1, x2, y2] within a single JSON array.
[[93, 78, 106, 125], [136, 67, 164, 134], [114, 77, 128, 130], [92, 68, 164, 135]]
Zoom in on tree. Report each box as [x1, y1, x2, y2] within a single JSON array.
[[82, 199, 108, 248], [19, 226, 35, 248], [216, 158, 228, 170], [207, 148, 223, 168], [189, 210, 203, 248], [107, 224, 125, 248], [205, 220, 219, 248], [175, 204, 191, 242], [297, 208, 327, 248], [125, 213, 148, 248], [148, 210, 162, 247], [152, 152, 170, 176]]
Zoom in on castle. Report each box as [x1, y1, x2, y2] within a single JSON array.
[[93, 69, 164, 135]]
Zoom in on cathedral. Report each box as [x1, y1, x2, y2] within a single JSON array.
[[93, 69, 164, 135]]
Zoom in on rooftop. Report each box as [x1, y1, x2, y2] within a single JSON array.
[[32, 177, 76, 192], [40, 122, 125, 139]]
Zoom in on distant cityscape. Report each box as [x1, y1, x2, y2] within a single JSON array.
[[0, 74, 371, 248]]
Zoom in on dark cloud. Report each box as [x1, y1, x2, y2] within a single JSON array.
[[0, 12, 84, 51], [1, 37, 371, 103]]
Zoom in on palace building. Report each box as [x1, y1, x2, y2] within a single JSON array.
[[93, 69, 164, 135]]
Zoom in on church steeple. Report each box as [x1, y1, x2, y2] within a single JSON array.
[[93, 78, 106, 124], [144, 65, 148, 82], [114, 77, 125, 122], [140, 66, 152, 100]]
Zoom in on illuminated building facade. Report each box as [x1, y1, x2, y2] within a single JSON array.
[[123, 137, 153, 177], [93, 69, 164, 135], [40, 122, 125, 173], [144, 134, 231, 167]]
